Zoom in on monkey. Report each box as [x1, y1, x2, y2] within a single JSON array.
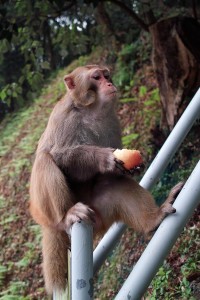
[[29, 65, 183, 295]]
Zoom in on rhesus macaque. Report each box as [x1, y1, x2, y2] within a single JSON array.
[[29, 65, 183, 294]]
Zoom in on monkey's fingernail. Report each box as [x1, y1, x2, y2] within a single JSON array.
[[114, 158, 124, 165]]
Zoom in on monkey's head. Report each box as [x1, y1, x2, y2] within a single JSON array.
[[64, 65, 117, 108]]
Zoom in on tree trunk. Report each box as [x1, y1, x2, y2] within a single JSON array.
[[150, 17, 200, 130], [43, 20, 56, 70], [95, 2, 115, 40]]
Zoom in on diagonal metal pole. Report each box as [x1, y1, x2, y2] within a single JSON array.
[[114, 160, 200, 300], [93, 88, 200, 274]]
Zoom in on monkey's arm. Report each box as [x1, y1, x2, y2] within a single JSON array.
[[50, 145, 119, 181]]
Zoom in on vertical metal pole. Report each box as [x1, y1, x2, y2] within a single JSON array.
[[68, 249, 71, 300], [71, 221, 93, 300], [114, 161, 200, 300], [93, 88, 200, 273]]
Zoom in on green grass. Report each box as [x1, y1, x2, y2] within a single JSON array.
[[0, 66, 71, 299]]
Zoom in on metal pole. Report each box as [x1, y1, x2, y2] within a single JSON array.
[[71, 221, 93, 300], [140, 88, 200, 190], [93, 222, 126, 274], [114, 160, 200, 300], [93, 88, 200, 273]]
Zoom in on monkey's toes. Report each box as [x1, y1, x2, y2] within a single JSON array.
[[161, 203, 176, 215], [64, 202, 96, 231], [168, 181, 184, 203]]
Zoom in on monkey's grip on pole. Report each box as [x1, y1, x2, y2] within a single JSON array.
[[71, 221, 93, 300]]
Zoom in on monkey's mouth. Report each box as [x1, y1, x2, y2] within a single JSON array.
[[109, 87, 118, 95], [106, 91, 117, 98]]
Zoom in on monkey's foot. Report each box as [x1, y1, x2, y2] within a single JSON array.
[[60, 202, 96, 233], [161, 181, 184, 215], [146, 182, 184, 235]]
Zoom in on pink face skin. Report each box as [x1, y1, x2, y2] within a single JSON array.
[[64, 66, 118, 110], [90, 68, 117, 101]]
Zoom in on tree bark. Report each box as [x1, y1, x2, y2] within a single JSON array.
[[95, 2, 114, 39], [150, 17, 200, 129], [43, 20, 56, 70]]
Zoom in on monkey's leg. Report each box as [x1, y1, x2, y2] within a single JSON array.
[[92, 175, 183, 235]]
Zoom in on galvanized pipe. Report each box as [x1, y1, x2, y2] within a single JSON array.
[[71, 221, 93, 300], [93, 222, 126, 274], [114, 160, 200, 300], [93, 88, 200, 273]]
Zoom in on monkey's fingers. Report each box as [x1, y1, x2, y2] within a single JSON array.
[[76, 208, 96, 225], [114, 158, 128, 174], [87, 207, 96, 224], [114, 157, 124, 165], [63, 203, 96, 233], [128, 163, 145, 176]]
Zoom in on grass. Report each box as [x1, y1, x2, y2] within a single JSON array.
[[0, 66, 70, 299]]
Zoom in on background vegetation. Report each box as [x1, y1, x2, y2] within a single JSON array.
[[0, 0, 199, 299]]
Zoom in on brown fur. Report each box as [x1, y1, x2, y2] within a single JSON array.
[[29, 65, 183, 294]]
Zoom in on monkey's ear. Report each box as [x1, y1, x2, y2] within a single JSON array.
[[64, 76, 75, 90], [83, 90, 96, 106]]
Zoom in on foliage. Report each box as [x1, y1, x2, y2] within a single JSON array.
[[0, 0, 95, 111], [146, 220, 199, 300], [122, 133, 139, 148], [118, 63, 161, 155], [113, 34, 151, 88], [0, 0, 198, 118], [0, 64, 72, 299]]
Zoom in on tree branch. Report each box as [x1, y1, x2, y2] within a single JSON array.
[[102, 0, 149, 32], [192, 0, 198, 20]]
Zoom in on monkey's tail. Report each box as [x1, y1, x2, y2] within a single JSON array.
[[42, 226, 70, 295]]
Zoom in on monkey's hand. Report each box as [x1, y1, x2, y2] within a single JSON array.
[[58, 202, 96, 234], [115, 159, 145, 176], [99, 149, 135, 176], [128, 163, 145, 176], [97, 148, 122, 174]]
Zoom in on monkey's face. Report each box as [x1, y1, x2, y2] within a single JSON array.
[[89, 67, 117, 103], [64, 65, 117, 107]]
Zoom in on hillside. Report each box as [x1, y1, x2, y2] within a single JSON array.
[[0, 58, 199, 299]]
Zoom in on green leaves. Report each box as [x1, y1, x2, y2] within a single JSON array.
[[0, 83, 23, 107], [122, 133, 139, 148]]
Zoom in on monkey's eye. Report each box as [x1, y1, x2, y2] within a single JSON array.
[[92, 75, 101, 80], [104, 74, 110, 80]]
